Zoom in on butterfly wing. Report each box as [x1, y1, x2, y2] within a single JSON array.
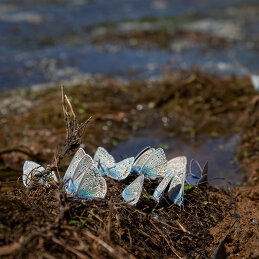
[[140, 148, 167, 179], [75, 164, 106, 198], [134, 146, 151, 161], [132, 147, 155, 174], [185, 174, 199, 185], [94, 147, 116, 175], [186, 159, 207, 185], [190, 159, 202, 179], [66, 154, 91, 194], [199, 161, 208, 186], [76, 176, 107, 199], [168, 156, 187, 206], [106, 157, 134, 180], [63, 148, 86, 182], [168, 184, 182, 204], [66, 173, 84, 194], [153, 169, 176, 202], [122, 174, 144, 205], [23, 161, 44, 187], [70, 154, 94, 181], [23, 161, 57, 187]]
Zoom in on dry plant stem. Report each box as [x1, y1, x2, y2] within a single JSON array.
[[51, 237, 87, 259], [82, 230, 117, 257], [35, 85, 91, 179], [150, 220, 183, 259]]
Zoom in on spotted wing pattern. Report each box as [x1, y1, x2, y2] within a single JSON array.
[[71, 154, 94, 181], [153, 169, 176, 202], [140, 148, 167, 179], [134, 146, 151, 162], [76, 165, 107, 199], [94, 147, 116, 175], [132, 147, 155, 174], [63, 148, 86, 182], [122, 174, 144, 206], [106, 157, 134, 180], [66, 154, 93, 194], [168, 156, 187, 206]]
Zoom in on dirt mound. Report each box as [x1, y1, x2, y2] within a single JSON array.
[[0, 181, 233, 258]]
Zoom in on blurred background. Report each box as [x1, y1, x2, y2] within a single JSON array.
[[0, 0, 258, 90], [0, 0, 258, 187]]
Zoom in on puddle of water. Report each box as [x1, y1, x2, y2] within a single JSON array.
[[110, 130, 243, 187]]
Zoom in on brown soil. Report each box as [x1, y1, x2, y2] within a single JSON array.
[[0, 71, 258, 258], [0, 182, 233, 258], [209, 95, 259, 259]]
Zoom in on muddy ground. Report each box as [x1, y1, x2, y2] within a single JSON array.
[[0, 71, 258, 258]]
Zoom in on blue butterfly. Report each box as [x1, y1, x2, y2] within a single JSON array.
[[105, 157, 134, 180], [122, 174, 144, 205], [63, 151, 107, 199], [63, 148, 86, 184], [75, 163, 107, 199], [132, 147, 155, 174], [94, 147, 115, 176], [153, 169, 176, 202], [66, 154, 96, 194], [23, 161, 57, 187], [133, 148, 167, 180], [94, 147, 134, 180], [186, 159, 208, 186], [167, 156, 187, 206]]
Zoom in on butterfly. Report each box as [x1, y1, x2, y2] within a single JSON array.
[[167, 156, 187, 206], [153, 169, 176, 202], [94, 147, 134, 180], [93, 147, 115, 176], [66, 154, 96, 194], [186, 159, 208, 186], [105, 157, 134, 180], [74, 161, 107, 199], [122, 174, 144, 205], [132, 146, 155, 174], [63, 148, 86, 184], [134, 148, 167, 179], [23, 161, 57, 187], [64, 152, 107, 199]]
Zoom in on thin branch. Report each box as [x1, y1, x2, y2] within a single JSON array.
[[65, 94, 76, 119]]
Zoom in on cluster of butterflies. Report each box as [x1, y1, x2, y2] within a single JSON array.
[[23, 146, 208, 207]]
